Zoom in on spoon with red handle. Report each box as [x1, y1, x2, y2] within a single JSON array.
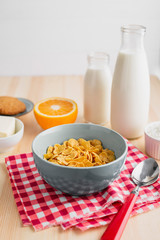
[[100, 158, 159, 240]]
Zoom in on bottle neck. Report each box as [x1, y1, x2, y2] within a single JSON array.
[[88, 52, 109, 69], [120, 25, 146, 52]]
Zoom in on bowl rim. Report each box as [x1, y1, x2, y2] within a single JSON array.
[[0, 118, 24, 141], [32, 123, 128, 170]]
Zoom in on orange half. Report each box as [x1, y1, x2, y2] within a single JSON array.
[[34, 97, 78, 129]]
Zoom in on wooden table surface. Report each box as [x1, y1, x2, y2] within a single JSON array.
[[0, 76, 160, 240]]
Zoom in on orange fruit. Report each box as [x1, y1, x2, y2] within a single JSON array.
[[34, 97, 78, 129]]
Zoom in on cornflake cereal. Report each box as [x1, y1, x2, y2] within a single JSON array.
[[44, 138, 116, 167]]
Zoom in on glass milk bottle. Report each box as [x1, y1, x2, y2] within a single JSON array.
[[84, 52, 112, 125], [111, 25, 150, 139]]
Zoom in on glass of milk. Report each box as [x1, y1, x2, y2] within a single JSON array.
[[84, 52, 112, 125], [111, 25, 150, 139]]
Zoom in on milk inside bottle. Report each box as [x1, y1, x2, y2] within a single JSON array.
[[84, 52, 112, 125], [111, 25, 150, 139]]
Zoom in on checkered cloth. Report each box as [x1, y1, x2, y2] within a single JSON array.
[[5, 140, 160, 231]]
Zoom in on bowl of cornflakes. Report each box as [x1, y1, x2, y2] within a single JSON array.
[[32, 123, 128, 195]]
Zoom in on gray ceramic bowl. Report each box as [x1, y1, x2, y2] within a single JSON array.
[[32, 123, 128, 195]]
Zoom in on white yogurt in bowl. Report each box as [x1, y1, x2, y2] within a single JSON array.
[[145, 122, 160, 140], [145, 122, 160, 160]]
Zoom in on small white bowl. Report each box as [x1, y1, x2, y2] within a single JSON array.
[[145, 121, 160, 160], [0, 118, 24, 153]]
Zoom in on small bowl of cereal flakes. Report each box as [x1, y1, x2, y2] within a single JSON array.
[[32, 123, 127, 195]]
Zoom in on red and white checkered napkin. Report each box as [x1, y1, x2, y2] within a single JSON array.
[[5, 140, 160, 231]]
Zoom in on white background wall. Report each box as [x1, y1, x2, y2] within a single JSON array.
[[0, 0, 160, 76]]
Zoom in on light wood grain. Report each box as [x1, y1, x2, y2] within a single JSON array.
[[0, 76, 160, 240]]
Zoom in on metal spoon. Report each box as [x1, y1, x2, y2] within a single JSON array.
[[101, 158, 159, 240]]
